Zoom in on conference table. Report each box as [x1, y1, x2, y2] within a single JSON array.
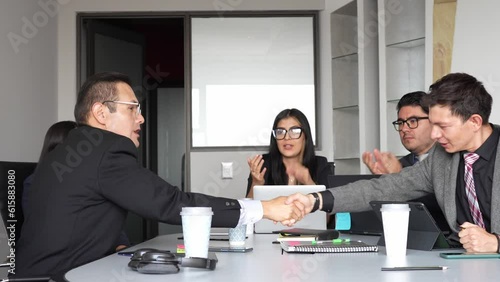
[[65, 232, 500, 281]]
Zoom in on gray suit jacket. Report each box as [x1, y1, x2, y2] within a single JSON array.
[[328, 124, 500, 238]]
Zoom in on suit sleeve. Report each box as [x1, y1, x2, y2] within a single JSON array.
[[97, 138, 241, 227], [328, 147, 436, 213]]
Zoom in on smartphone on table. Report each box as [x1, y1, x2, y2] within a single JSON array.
[[209, 246, 253, 253], [440, 252, 500, 259]]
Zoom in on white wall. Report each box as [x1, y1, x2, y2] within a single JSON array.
[[0, 0, 57, 275], [451, 0, 500, 124], [55, 0, 332, 199], [52, 0, 500, 198], [0, 0, 57, 162]]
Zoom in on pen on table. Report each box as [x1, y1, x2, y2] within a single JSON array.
[[381, 266, 448, 271], [177, 237, 230, 241], [1, 277, 52, 282]]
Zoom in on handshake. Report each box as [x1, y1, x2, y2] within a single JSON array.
[[261, 193, 321, 227]]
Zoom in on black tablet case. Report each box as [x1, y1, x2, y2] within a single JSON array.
[[370, 201, 461, 251]]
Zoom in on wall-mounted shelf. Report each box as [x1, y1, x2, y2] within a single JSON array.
[[378, 0, 433, 155], [331, 0, 379, 174]]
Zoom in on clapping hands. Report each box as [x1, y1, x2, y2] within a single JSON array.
[[248, 155, 266, 186], [362, 149, 402, 174]]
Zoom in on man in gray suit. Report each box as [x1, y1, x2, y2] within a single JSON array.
[[288, 72, 500, 253]]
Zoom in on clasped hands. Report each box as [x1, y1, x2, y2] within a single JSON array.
[[261, 165, 320, 226], [262, 193, 319, 226]]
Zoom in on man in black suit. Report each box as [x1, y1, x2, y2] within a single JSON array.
[[15, 72, 303, 280]]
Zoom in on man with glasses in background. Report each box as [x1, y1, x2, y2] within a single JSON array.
[[363, 91, 435, 174], [288, 72, 500, 254], [362, 91, 450, 232], [15, 72, 304, 280]]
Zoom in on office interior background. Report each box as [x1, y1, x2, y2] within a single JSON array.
[[1, 0, 499, 265]]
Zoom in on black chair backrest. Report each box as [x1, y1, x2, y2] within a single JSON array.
[[326, 161, 335, 176], [327, 174, 383, 234], [0, 161, 37, 242]]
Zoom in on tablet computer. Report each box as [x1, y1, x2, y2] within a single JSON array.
[[370, 201, 462, 251]]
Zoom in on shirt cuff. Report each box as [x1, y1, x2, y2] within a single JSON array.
[[318, 191, 334, 213], [237, 199, 263, 226]]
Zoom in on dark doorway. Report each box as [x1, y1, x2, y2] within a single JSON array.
[[78, 15, 186, 245]]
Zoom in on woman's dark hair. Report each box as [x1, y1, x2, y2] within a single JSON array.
[[38, 121, 78, 162], [424, 73, 492, 124], [268, 108, 317, 184]]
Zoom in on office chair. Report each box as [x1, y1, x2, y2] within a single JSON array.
[[0, 161, 52, 281], [0, 161, 37, 243], [326, 161, 335, 176]]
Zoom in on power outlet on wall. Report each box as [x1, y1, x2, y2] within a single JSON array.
[[221, 162, 233, 179]]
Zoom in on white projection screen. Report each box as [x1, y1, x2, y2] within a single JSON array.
[[191, 16, 317, 147]]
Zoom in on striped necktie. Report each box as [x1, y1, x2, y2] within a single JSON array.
[[464, 153, 484, 228]]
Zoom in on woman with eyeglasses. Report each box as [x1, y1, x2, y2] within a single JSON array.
[[246, 108, 331, 198]]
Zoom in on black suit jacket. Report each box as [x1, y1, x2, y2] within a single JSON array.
[[16, 126, 241, 278], [400, 152, 417, 167]]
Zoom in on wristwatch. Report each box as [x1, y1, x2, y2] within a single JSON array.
[[310, 193, 320, 213]]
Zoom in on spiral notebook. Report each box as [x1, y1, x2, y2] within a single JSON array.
[[280, 239, 378, 253]]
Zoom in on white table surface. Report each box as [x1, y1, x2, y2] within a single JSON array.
[[65, 233, 500, 282]]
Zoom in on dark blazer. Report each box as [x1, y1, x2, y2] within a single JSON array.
[[24, 173, 131, 248], [400, 153, 417, 167], [246, 153, 331, 196], [16, 126, 241, 278], [329, 124, 500, 241]]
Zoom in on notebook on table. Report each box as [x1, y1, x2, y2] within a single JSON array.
[[370, 201, 462, 251], [280, 239, 378, 253], [253, 185, 326, 233], [273, 228, 340, 242]]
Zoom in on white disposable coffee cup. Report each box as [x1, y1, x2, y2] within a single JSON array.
[[228, 224, 247, 246], [180, 207, 213, 258], [380, 204, 410, 259]]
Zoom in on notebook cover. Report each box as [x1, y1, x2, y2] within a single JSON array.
[[272, 228, 340, 240], [280, 239, 379, 253], [276, 233, 317, 242]]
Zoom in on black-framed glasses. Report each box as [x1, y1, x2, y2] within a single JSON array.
[[392, 117, 429, 131], [272, 127, 303, 140], [103, 100, 141, 117]]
